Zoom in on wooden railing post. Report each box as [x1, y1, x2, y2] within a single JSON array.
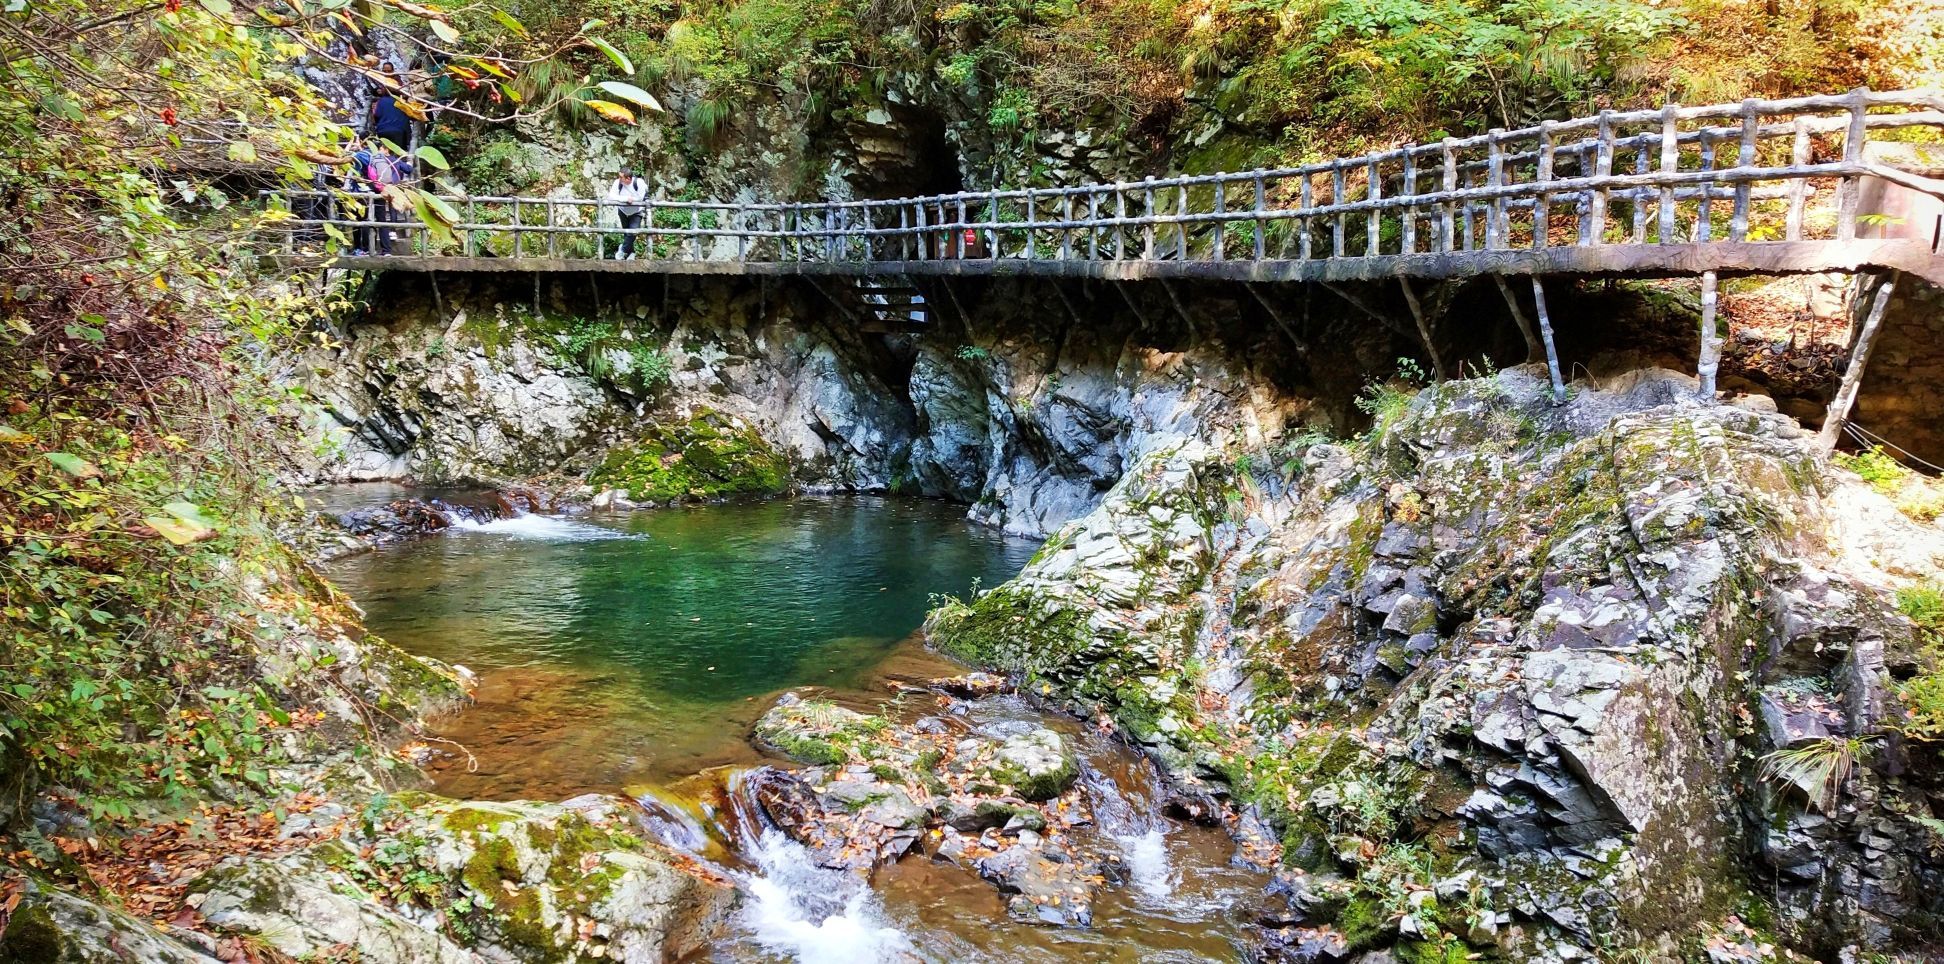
[[955, 196, 967, 258], [1176, 182, 1189, 260], [1299, 173, 1314, 260], [1729, 98, 1760, 242], [1400, 151, 1417, 254], [1331, 162, 1347, 257], [1534, 121, 1555, 249], [1365, 157, 1382, 255], [1590, 111, 1614, 244], [1695, 130, 1715, 241], [511, 198, 522, 258], [1439, 139, 1457, 253], [1632, 141, 1651, 243], [1836, 86, 1869, 241], [1213, 178, 1227, 261], [1111, 187, 1125, 260], [1787, 118, 1811, 240], [1658, 103, 1680, 243], [988, 188, 1000, 258], [1089, 191, 1101, 260], [1024, 188, 1037, 259], [1142, 178, 1156, 259], [916, 201, 928, 260], [689, 206, 702, 260], [1484, 130, 1505, 249], [1252, 172, 1267, 260], [1061, 192, 1074, 260]]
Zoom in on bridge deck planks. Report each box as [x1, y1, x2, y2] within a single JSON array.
[[317, 239, 1944, 288]]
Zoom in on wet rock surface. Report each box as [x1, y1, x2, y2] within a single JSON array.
[[748, 691, 1117, 927]]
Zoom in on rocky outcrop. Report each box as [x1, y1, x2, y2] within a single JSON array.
[[292, 275, 1357, 538], [0, 879, 219, 963], [928, 366, 1944, 960]]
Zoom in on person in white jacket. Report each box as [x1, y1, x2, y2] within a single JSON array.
[[605, 171, 648, 259]]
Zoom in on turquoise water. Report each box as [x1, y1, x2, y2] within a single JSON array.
[[326, 495, 1035, 797]]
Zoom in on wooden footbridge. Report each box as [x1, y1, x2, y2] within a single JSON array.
[[271, 88, 1944, 448]]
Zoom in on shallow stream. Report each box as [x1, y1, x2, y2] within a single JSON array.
[[325, 492, 1266, 961]]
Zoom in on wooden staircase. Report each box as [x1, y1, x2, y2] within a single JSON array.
[[851, 277, 928, 333]]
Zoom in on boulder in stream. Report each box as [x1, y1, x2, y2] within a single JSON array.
[[190, 793, 736, 963]]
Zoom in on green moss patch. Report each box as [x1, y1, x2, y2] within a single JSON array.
[[589, 409, 790, 503]]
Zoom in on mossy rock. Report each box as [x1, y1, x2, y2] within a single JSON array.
[[752, 694, 883, 766], [987, 729, 1079, 802], [589, 409, 790, 503]]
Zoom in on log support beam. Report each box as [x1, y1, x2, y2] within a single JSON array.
[[1492, 274, 1545, 362], [1529, 278, 1566, 404], [1818, 271, 1901, 453], [1695, 270, 1722, 400], [1398, 278, 1449, 381]]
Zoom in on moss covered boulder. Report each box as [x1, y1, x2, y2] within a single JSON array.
[[0, 879, 217, 963], [588, 409, 790, 504], [191, 793, 736, 963]]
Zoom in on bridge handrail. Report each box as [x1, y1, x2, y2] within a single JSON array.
[[262, 88, 1944, 265]]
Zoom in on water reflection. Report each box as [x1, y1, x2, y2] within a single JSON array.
[[327, 495, 1035, 796]]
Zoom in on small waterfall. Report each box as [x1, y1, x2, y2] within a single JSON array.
[[636, 770, 916, 964], [1079, 762, 1179, 903], [738, 829, 914, 964]]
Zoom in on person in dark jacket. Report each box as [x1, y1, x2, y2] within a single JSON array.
[[366, 64, 413, 151]]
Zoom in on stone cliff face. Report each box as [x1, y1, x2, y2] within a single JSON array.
[[928, 367, 1944, 960], [290, 274, 1416, 536]]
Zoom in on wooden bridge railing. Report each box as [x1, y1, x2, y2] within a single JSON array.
[[265, 89, 1944, 272]]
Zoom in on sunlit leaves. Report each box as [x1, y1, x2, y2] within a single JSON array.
[[227, 140, 257, 163], [585, 37, 634, 76], [596, 81, 665, 113], [490, 8, 529, 39], [413, 145, 449, 170], [44, 453, 100, 478], [429, 19, 460, 45], [143, 502, 219, 545]]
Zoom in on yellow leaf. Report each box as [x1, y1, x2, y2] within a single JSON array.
[[582, 99, 635, 125]]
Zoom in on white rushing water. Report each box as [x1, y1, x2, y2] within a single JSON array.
[[738, 830, 914, 964], [448, 513, 639, 541], [1079, 765, 1179, 903]]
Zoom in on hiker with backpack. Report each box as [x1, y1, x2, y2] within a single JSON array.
[[364, 143, 413, 255]]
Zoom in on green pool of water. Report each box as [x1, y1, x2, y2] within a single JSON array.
[[326, 494, 1036, 798]]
